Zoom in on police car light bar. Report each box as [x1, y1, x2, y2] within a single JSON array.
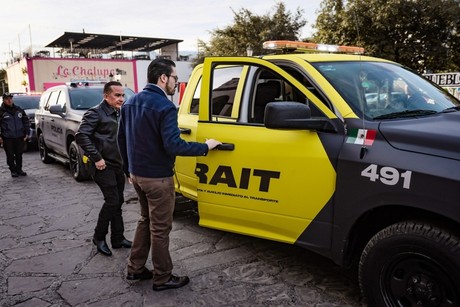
[[66, 80, 107, 87], [263, 40, 365, 54]]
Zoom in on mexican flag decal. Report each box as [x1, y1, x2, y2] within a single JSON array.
[[346, 128, 376, 146]]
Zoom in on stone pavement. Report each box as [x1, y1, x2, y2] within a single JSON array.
[[0, 148, 365, 306]]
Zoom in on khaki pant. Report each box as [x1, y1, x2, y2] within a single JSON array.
[[128, 175, 175, 285]]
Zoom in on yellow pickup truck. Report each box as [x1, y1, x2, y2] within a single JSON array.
[[174, 41, 460, 306]]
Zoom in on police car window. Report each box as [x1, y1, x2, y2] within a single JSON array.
[[40, 91, 51, 110], [56, 91, 66, 111], [69, 88, 104, 110], [45, 91, 59, 111]]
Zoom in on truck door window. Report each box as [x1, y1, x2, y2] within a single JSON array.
[[253, 78, 282, 123], [210, 66, 242, 119], [250, 67, 313, 124], [189, 79, 201, 114], [279, 65, 333, 115], [191, 66, 243, 120]]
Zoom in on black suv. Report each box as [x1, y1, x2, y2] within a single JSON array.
[[35, 82, 134, 181], [8, 94, 40, 151]]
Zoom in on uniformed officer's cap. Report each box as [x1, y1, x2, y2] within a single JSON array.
[[2, 93, 13, 99]]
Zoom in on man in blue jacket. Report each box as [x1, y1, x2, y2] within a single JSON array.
[[118, 58, 221, 291], [0, 93, 30, 177]]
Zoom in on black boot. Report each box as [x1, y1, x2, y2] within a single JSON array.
[[112, 238, 132, 249], [92, 236, 112, 256], [17, 169, 27, 176]]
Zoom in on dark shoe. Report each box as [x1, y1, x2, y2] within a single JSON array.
[[112, 238, 132, 249], [92, 238, 112, 256], [152, 275, 190, 291], [17, 170, 27, 176], [11, 172, 19, 177], [126, 267, 153, 280]]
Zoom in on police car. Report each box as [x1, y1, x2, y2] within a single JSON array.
[[36, 81, 134, 181], [174, 40, 460, 306]]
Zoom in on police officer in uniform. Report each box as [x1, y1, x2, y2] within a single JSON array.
[[0, 93, 30, 177]]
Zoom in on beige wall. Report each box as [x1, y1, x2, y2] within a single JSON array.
[[5, 60, 30, 94]]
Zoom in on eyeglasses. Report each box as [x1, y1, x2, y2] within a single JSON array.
[[168, 75, 178, 82]]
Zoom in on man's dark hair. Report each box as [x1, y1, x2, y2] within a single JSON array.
[[147, 58, 176, 84], [104, 81, 122, 94]]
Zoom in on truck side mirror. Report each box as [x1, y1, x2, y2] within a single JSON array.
[[265, 102, 336, 132]]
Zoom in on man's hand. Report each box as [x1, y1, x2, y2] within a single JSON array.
[[95, 159, 106, 170], [23, 136, 28, 141], [205, 139, 222, 150]]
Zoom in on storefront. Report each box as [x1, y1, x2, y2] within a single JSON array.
[[4, 31, 192, 104], [424, 72, 460, 99], [8, 57, 137, 93]]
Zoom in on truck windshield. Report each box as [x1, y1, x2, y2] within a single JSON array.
[[311, 61, 460, 120]]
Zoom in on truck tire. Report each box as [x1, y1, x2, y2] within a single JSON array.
[[69, 141, 90, 181], [38, 134, 53, 164], [359, 221, 460, 306]]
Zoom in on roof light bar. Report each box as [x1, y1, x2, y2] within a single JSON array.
[[66, 80, 107, 87], [263, 40, 365, 54]]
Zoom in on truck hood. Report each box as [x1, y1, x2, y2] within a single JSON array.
[[379, 111, 460, 161]]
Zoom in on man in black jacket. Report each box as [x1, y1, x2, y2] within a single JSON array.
[[0, 93, 30, 177], [76, 81, 132, 256]]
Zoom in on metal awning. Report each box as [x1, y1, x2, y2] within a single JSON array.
[[46, 32, 183, 53]]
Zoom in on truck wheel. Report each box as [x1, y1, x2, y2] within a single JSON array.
[[38, 134, 53, 164], [69, 141, 90, 181], [359, 221, 460, 306]]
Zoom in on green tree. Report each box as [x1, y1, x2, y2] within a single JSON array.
[[313, 0, 460, 73], [194, 2, 306, 65], [313, 0, 347, 44]]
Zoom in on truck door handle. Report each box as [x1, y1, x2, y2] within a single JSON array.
[[216, 143, 235, 151], [179, 128, 191, 134]]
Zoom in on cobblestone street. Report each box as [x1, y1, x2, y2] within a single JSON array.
[[0, 148, 365, 306]]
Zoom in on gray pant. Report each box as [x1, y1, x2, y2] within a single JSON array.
[[128, 175, 175, 285]]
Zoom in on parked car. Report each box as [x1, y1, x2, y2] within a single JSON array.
[[35, 82, 135, 181], [9, 94, 40, 151]]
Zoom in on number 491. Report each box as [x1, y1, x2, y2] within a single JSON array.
[[361, 164, 412, 189]]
